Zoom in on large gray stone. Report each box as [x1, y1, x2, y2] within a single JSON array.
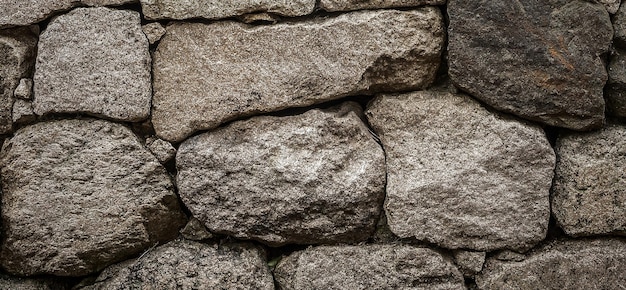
[[553, 124, 626, 237], [0, 119, 187, 276], [33, 7, 151, 122], [140, 0, 315, 20], [274, 244, 465, 290], [177, 103, 385, 246], [476, 239, 626, 289], [153, 8, 444, 142], [448, 0, 612, 130], [82, 240, 274, 290], [320, 0, 445, 11], [366, 91, 555, 251]]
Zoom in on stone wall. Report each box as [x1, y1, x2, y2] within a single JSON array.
[[0, 0, 624, 289]]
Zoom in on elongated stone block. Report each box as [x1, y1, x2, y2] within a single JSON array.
[[140, 0, 316, 20]]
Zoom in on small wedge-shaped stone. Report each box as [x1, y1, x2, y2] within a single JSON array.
[[320, 0, 445, 12], [83, 240, 274, 290], [0, 119, 187, 276], [177, 103, 385, 246], [34, 7, 151, 122], [477, 239, 626, 289], [366, 91, 555, 251], [153, 8, 444, 142], [140, 0, 315, 20], [275, 244, 465, 290], [553, 124, 626, 236], [448, 0, 612, 130]]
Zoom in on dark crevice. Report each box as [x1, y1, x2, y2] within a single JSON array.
[[544, 125, 560, 147]]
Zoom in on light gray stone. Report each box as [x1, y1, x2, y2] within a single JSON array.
[[320, 0, 445, 12], [14, 78, 33, 100], [142, 22, 166, 45], [453, 250, 486, 277], [0, 119, 187, 276], [476, 239, 626, 289], [177, 103, 385, 246], [146, 136, 176, 164], [140, 0, 315, 20], [12, 99, 35, 125], [180, 217, 214, 241], [366, 91, 555, 251], [33, 7, 151, 122], [553, 124, 626, 237], [153, 8, 444, 142], [0, 274, 69, 290], [275, 244, 465, 290], [82, 240, 274, 290]]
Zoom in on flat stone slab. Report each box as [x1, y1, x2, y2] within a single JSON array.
[[152, 8, 444, 142], [366, 91, 555, 251], [33, 7, 152, 122], [177, 103, 385, 246], [275, 244, 465, 290], [553, 124, 626, 236], [140, 0, 315, 20], [0, 119, 186, 276], [448, 0, 612, 130], [320, 0, 445, 11]]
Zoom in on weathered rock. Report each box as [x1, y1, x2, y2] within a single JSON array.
[[142, 22, 166, 45], [0, 274, 69, 290], [82, 240, 273, 290], [320, 0, 445, 12], [476, 239, 626, 289], [140, 0, 315, 20], [14, 78, 33, 100], [614, 2, 626, 46], [366, 91, 555, 251], [177, 103, 385, 246], [553, 125, 626, 236], [448, 0, 612, 130], [493, 250, 526, 262], [0, 119, 187, 276], [153, 8, 444, 142], [606, 49, 626, 116], [596, 0, 621, 13], [145, 136, 176, 164], [453, 250, 486, 277], [275, 244, 465, 290], [33, 7, 151, 122], [12, 99, 35, 125], [180, 217, 214, 241], [0, 27, 37, 133]]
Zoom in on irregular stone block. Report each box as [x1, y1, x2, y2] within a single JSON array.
[[145, 136, 176, 164], [12, 99, 36, 125], [14, 78, 33, 100], [615, 2, 626, 47], [33, 7, 151, 122], [177, 103, 385, 246], [83, 240, 273, 290], [553, 124, 626, 236], [142, 22, 166, 45], [275, 244, 465, 290], [448, 0, 612, 130], [140, 0, 315, 20], [320, 0, 445, 12], [153, 8, 444, 142], [366, 91, 555, 251], [477, 239, 626, 289], [453, 250, 486, 277], [0, 119, 187, 276], [180, 217, 214, 241], [606, 49, 626, 116]]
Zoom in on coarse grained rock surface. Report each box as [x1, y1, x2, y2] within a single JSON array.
[[0, 119, 187, 276], [33, 7, 151, 122], [0, 27, 37, 134], [274, 244, 465, 290], [153, 8, 444, 142], [0, 274, 69, 290], [82, 240, 274, 290], [614, 2, 626, 47], [596, 0, 621, 14], [320, 0, 445, 11], [140, 0, 315, 20], [476, 239, 626, 289], [606, 49, 626, 117], [177, 103, 385, 246], [448, 0, 612, 130], [366, 91, 555, 251], [553, 124, 626, 237]]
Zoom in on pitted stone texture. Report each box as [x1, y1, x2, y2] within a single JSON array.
[[83, 240, 273, 290], [366, 91, 555, 251], [0, 274, 69, 290], [0, 27, 37, 134], [476, 239, 626, 289], [177, 103, 385, 246], [596, 0, 621, 13], [180, 217, 214, 241], [320, 0, 445, 11], [615, 2, 626, 46], [606, 49, 626, 117], [145, 136, 176, 164], [448, 0, 612, 130], [553, 125, 626, 237], [12, 99, 35, 125], [14, 78, 33, 100], [140, 0, 315, 20], [453, 250, 486, 278], [34, 7, 151, 122], [153, 8, 444, 142], [275, 244, 465, 290], [142, 22, 166, 45], [0, 119, 187, 276]]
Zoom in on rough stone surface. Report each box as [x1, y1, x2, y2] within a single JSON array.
[[596, 0, 621, 13], [14, 78, 33, 100], [177, 103, 386, 246], [614, 2, 626, 46], [83, 240, 273, 290], [320, 0, 445, 11], [33, 7, 152, 122], [146, 136, 176, 164], [12, 99, 35, 125], [448, 0, 612, 130], [476, 239, 626, 289], [553, 125, 626, 236], [453, 250, 486, 277], [366, 91, 555, 251], [0, 274, 69, 290], [142, 22, 166, 45], [180, 217, 214, 241], [607, 49, 626, 117], [275, 244, 465, 290], [0, 27, 37, 134], [0, 119, 187, 276], [153, 8, 444, 142], [140, 0, 315, 20]]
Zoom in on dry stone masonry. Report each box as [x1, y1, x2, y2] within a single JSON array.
[[0, 0, 622, 288]]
